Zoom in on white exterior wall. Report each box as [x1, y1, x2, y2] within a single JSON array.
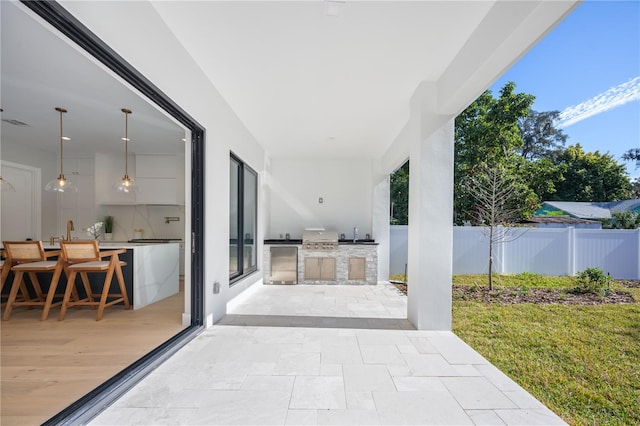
[[372, 175, 391, 281], [391, 226, 640, 280], [268, 158, 374, 240], [60, 1, 266, 326]]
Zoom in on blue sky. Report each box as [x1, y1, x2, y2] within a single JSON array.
[[490, 0, 640, 179]]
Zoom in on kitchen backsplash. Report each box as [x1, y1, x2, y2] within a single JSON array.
[[96, 205, 185, 241]]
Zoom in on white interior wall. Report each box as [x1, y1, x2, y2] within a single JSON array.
[[1, 141, 58, 238], [60, 0, 266, 326], [268, 158, 374, 239]]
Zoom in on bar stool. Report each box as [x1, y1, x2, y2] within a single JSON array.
[[2, 241, 65, 321], [1, 249, 12, 300], [58, 240, 131, 321]]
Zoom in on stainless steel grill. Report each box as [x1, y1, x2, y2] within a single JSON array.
[[302, 230, 338, 251]]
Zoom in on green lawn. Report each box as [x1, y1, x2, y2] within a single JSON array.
[[450, 274, 640, 426]]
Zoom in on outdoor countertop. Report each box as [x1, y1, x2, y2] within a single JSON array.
[[264, 239, 378, 245]]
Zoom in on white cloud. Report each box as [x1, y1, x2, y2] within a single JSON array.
[[556, 76, 640, 128]]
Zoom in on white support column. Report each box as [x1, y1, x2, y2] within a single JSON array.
[[407, 118, 455, 330], [372, 175, 391, 282]]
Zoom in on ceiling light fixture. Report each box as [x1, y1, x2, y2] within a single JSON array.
[[114, 108, 136, 193], [0, 108, 16, 192], [45, 107, 77, 192], [325, 0, 345, 17]]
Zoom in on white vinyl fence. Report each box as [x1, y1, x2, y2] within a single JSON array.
[[390, 225, 640, 279]]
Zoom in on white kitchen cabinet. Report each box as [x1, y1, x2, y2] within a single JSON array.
[[94, 153, 184, 205], [136, 155, 177, 178], [94, 153, 136, 205], [135, 154, 184, 205]]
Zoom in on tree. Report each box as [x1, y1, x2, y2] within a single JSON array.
[[454, 82, 535, 223], [622, 148, 640, 164], [603, 211, 640, 229], [390, 161, 409, 225], [550, 144, 632, 201], [518, 110, 567, 161], [465, 164, 525, 290], [520, 157, 566, 202], [631, 178, 640, 198]]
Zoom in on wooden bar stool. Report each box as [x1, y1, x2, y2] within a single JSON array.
[[2, 241, 65, 321], [58, 240, 131, 321]]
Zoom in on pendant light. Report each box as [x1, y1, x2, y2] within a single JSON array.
[[114, 108, 136, 192], [0, 108, 16, 191], [45, 107, 77, 192]]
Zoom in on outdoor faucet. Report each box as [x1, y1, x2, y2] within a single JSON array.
[[66, 220, 74, 241], [353, 227, 358, 243]]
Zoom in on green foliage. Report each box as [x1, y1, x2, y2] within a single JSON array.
[[549, 144, 632, 202], [622, 148, 640, 162], [104, 216, 114, 233], [390, 82, 634, 226], [631, 178, 640, 198], [575, 267, 611, 297], [603, 211, 640, 229], [520, 157, 565, 204], [518, 110, 567, 161], [390, 161, 409, 225], [454, 82, 537, 224]]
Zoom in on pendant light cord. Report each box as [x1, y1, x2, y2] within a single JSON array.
[[55, 107, 67, 178], [122, 108, 132, 179], [59, 108, 64, 177]]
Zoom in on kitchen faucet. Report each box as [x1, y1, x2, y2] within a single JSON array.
[[50, 235, 64, 245], [66, 219, 74, 241], [353, 227, 358, 243]]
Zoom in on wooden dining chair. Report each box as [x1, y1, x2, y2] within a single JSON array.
[[1, 249, 13, 301], [2, 241, 65, 321], [58, 240, 131, 321]]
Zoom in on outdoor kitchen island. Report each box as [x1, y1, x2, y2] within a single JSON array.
[[263, 231, 378, 285], [41, 241, 180, 310]]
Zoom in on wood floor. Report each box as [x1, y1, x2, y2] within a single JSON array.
[[1, 289, 186, 425]]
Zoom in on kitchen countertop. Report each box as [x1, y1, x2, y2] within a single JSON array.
[[264, 239, 378, 245], [41, 241, 181, 250], [264, 239, 303, 245]]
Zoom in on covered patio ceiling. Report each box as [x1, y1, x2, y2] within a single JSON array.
[[150, 1, 579, 159]]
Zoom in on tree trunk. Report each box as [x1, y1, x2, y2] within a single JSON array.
[[488, 225, 494, 290]]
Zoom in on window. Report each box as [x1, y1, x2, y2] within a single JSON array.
[[230, 154, 257, 282]]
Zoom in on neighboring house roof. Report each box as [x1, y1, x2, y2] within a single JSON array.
[[536, 199, 640, 219], [524, 217, 601, 225], [608, 199, 640, 213]]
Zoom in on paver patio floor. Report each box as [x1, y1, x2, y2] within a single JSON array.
[[90, 283, 566, 425]]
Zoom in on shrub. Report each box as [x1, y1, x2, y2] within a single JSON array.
[[575, 268, 611, 297]]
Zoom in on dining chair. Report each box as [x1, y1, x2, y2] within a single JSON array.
[[2, 241, 65, 321], [58, 240, 131, 321], [1, 249, 21, 307]]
